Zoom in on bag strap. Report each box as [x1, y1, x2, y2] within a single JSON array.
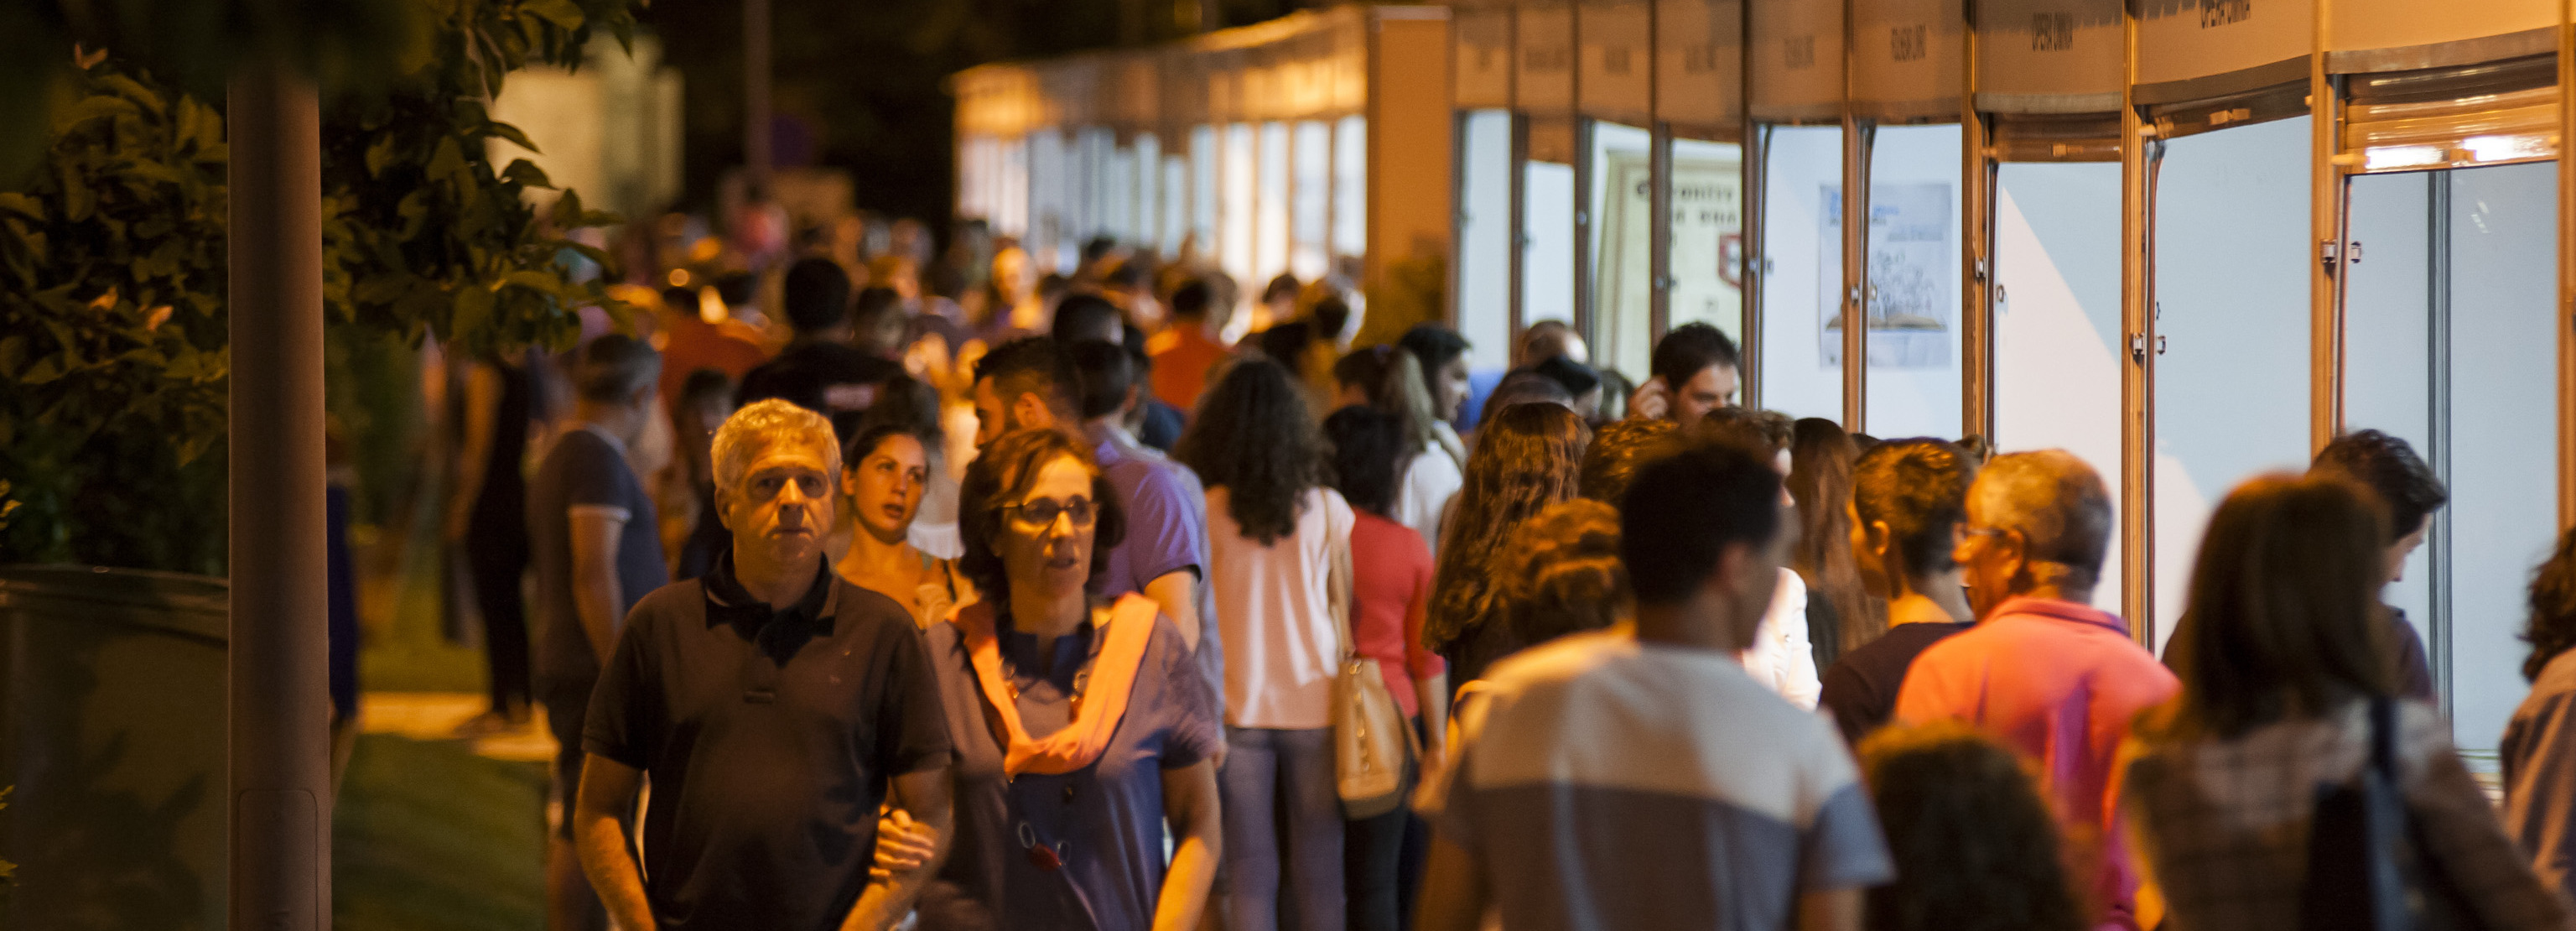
[[1326, 492, 1356, 665], [2370, 694, 2400, 786]]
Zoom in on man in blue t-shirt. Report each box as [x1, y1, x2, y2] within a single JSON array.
[[527, 334, 670, 930]]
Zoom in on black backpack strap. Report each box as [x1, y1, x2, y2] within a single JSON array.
[[2370, 694, 2401, 785]]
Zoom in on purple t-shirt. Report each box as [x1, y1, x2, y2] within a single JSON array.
[[1093, 432, 1224, 710], [914, 611, 1223, 930]]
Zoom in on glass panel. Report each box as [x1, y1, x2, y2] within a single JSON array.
[[1257, 121, 1293, 315], [2340, 171, 2436, 660], [2443, 161, 2558, 751], [2149, 116, 2314, 653], [1589, 122, 1657, 382], [1221, 123, 1258, 317], [1104, 143, 1135, 250], [1334, 116, 1366, 266], [1459, 110, 1517, 377], [1524, 158, 1579, 326], [998, 136, 1029, 238], [1758, 124, 1846, 423], [1191, 125, 1218, 261], [1135, 133, 1161, 256], [1292, 120, 1332, 282], [1161, 153, 1187, 258], [1030, 129, 1072, 272], [1992, 161, 2124, 615], [1861, 123, 1964, 439], [1667, 137, 1748, 344]]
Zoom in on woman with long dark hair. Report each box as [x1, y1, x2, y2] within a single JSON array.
[[1175, 358, 1355, 931], [1788, 417, 1875, 668], [1421, 402, 1590, 687], [1819, 439, 1976, 745], [2122, 473, 2565, 931], [1321, 404, 1446, 931], [2503, 528, 2576, 903], [833, 422, 963, 629], [906, 428, 1223, 930]]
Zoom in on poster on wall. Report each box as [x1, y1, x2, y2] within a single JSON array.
[[1596, 149, 1656, 377], [1596, 149, 1743, 378], [1820, 182, 1953, 367], [1668, 155, 1745, 342]]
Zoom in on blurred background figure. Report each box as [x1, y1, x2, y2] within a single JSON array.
[[1857, 723, 2084, 931]]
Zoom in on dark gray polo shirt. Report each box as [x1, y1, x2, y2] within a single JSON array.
[[584, 554, 952, 931]]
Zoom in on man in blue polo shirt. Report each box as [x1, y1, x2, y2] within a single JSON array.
[[574, 399, 953, 931]]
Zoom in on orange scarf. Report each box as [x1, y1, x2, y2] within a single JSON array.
[[951, 594, 1160, 777]]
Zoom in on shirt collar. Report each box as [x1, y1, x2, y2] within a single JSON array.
[[1084, 422, 1135, 466], [703, 549, 838, 632], [576, 420, 630, 458], [995, 606, 1100, 691], [1987, 595, 2129, 637]]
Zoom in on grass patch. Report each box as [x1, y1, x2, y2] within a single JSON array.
[[334, 735, 548, 931]]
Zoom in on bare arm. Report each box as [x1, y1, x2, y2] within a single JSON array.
[[1415, 672, 1451, 773], [840, 765, 954, 931], [574, 754, 657, 931], [569, 509, 629, 662], [1796, 887, 1863, 931], [1143, 570, 1201, 652], [1413, 832, 1488, 931], [1153, 760, 1222, 931]]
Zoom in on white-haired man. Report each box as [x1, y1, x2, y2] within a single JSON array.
[[574, 399, 955, 931]]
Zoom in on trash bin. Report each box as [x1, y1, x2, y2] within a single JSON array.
[[0, 564, 227, 931]]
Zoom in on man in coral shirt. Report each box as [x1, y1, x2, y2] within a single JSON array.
[[1145, 278, 1232, 416], [1895, 450, 2178, 931]]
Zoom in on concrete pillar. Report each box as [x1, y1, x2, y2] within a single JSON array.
[[226, 62, 331, 931]]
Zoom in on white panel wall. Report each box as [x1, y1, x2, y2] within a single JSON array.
[[2341, 171, 2437, 665], [1459, 110, 1517, 376], [1993, 162, 2124, 615], [2149, 116, 2315, 654], [1524, 160, 1579, 325], [2446, 162, 2559, 752], [1759, 125, 1846, 422]]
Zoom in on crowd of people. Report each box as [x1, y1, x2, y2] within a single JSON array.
[[440, 221, 2576, 931]]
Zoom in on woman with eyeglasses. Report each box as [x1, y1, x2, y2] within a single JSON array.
[[896, 427, 1224, 931], [1176, 357, 1356, 931], [834, 422, 965, 629]]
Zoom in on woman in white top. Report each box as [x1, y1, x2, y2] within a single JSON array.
[[1332, 346, 1465, 559], [1700, 408, 1823, 709], [1177, 357, 1354, 931]]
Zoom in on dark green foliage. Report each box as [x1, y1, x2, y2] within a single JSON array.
[[0, 0, 642, 573], [0, 65, 231, 573]]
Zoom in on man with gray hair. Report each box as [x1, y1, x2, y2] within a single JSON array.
[[1894, 450, 2177, 931], [572, 399, 954, 931], [527, 332, 669, 930]]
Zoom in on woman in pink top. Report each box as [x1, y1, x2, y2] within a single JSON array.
[[1322, 404, 1447, 931], [1176, 358, 1353, 931]]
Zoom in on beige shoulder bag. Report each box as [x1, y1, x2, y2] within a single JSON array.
[[1327, 494, 1415, 819]]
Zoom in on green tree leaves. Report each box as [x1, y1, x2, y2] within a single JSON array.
[[0, 0, 642, 573]]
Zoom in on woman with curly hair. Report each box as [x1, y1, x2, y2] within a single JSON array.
[[1174, 357, 1355, 931], [1422, 403, 1592, 686], [1857, 723, 2083, 931], [906, 427, 1223, 930], [2504, 527, 2576, 903]]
